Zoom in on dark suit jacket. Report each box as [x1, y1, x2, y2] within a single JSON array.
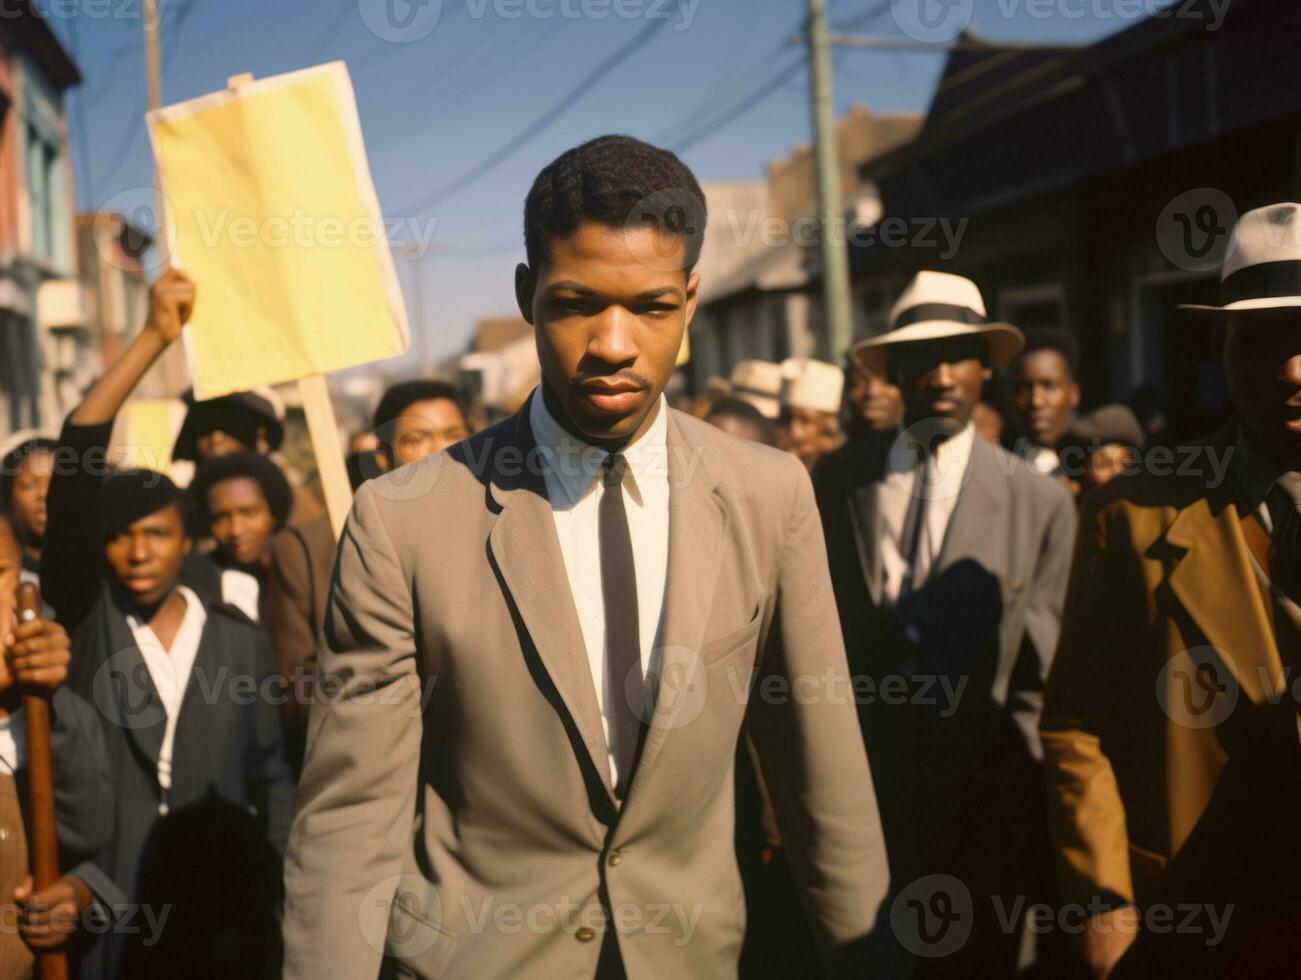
[[42, 418, 295, 980], [813, 432, 1076, 892]]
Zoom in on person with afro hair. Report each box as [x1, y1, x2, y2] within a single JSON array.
[[189, 451, 294, 621]]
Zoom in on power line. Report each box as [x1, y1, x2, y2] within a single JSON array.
[[395, 15, 671, 214], [671, 57, 807, 153]]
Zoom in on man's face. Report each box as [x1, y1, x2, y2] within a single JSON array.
[[787, 407, 840, 468], [206, 477, 275, 569], [381, 398, 470, 470], [196, 429, 256, 460], [9, 449, 53, 544], [1223, 314, 1301, 469], [1010, 349, 1079, 448], [517, 222, 699, 447], [1083, 443, 1134, 493], [893, 337, 989, 438], [847, 363, 904, 433], [103, 505, 192, 609]]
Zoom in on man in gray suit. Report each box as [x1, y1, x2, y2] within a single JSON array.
[[283, 136, 888, 979], [813, 271, 1076, 976]]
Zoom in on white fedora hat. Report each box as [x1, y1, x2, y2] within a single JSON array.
[[851, 270, 1024, 375], [729, 360, 783, 419], [781, 357, 844, 414], [1180, 202, 1301, 315]]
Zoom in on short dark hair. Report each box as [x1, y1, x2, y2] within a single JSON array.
[[1016, 328, 1078, 377], [372, 380, 469, 448], [189, 452, 294, 530], [1, 437, 57, 510], [707, 397, 776, 445], [523, 135, 707, 273]]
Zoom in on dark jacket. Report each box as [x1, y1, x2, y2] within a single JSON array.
[[42, 418, 294, 979]]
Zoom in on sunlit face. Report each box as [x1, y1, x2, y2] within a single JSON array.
[[786, 407, 841, 469], [381, 398, 471, 470], [517, 222, 699, 448], [9, 448, 53, 544], [1223, 315, 1301, 470], [103, 505, 192, 610], [205, 476, 276, 568], [1010, 349, 1079, 448]]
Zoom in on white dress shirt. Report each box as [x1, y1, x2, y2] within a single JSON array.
[[528, 388, 670, 790], [878, 422, 976, 606], [125, 585, 206, 810], [0, 712, 24, 775], [221, 568, 261, 621]]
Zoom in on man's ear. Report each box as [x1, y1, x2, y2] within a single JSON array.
[[515, 263, 537, 325], [376, 446, 393, 474], [255, 426, 270, 455], [684, 270, 701, 327]]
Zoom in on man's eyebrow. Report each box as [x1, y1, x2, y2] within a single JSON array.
[[633, 286, 684, 301], [545, 281, 598, 295]]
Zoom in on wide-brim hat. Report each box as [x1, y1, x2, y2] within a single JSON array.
[[851, 270, 1024, 376], [729, 360, 783, 419], [1181, 202, 1301, 316], [173, 387, 286, 461]]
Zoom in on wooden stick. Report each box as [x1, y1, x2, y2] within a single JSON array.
[[299, 373, 352, 539], [17, 584, 68, 980]]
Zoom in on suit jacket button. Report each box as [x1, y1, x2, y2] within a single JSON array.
[[576, 927, 596, 943], [608, 849, 623, 867]]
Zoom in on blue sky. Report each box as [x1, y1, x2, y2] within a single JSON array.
[[52, 0, 1157, 371]]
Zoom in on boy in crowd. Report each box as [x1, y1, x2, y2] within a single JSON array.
[[42, 268, 294, 979]]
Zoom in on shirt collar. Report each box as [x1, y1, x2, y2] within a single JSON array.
[[527, 386, 669, 509], [887, 421, 977, 477], [125, 585, 206, 642]]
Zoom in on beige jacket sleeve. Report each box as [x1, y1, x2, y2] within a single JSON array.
[[1041, 496, 1135, 908], [746, 463, 891, 973], [283, 484, 423, 978]]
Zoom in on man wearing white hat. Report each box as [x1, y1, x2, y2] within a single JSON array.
[[729, 359, 784, 420], [1044, 202, 1301, 977], [813, 269, 1076, 975], [781, 357, 845, 470]]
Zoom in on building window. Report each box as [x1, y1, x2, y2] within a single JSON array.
[[21, 59, 68, 271]]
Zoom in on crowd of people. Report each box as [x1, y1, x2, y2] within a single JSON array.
[[0, 134, 1298, 979]]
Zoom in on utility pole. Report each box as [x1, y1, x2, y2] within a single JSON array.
[[806, 0, 855, 361], [405, 242, 429, 371], [143, 0, 164, 242]]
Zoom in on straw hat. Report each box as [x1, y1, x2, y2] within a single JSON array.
[[1180, 202, 1301, 315], [729, 360, 783, 419], [851, 270, 1024, 375], [781, 358, 844, 414]]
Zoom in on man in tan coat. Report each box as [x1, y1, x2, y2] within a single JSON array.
[[1043, 203, 1301, 976], [282, 136, 888, 979]]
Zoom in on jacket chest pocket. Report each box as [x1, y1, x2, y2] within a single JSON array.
[[697, 606, 763, 666]]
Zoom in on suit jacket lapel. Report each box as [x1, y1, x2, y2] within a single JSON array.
[[849, 481, 885, 606], [1165, 490, 1282, 701], [485, 402, 616, 804], [625, 411, 726, 802], [100, 588, 168, 767], [937, 437, 1008, 575]]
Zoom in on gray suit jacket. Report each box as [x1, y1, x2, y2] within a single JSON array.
[[283, 400, 889, 979]]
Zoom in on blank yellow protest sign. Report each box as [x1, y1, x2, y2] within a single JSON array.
[[147, 63, 409, 399]]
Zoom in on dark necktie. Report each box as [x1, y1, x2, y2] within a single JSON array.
[[1267, 472, 1301, 582], [600, 453, 643, 798], [898, 444, 932, 598]]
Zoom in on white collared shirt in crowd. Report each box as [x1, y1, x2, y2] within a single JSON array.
[[879, 422, 977, 605], [528, 387, 670, 791], [221, 568, 261, 621], [125, 585, 206, 805]]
